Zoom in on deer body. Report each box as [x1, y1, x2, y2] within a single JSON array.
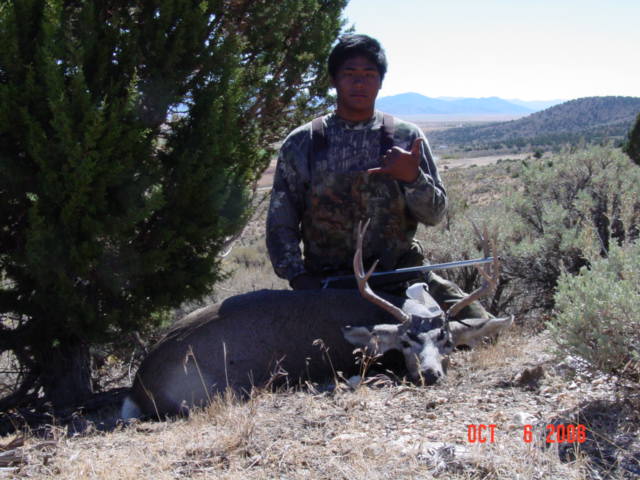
[[124, 288, 412, 418]]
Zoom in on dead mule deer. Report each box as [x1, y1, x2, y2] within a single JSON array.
[[121, 221, 511, 419]]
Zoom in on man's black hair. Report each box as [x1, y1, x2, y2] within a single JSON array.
[[328, 34, 387, 80]]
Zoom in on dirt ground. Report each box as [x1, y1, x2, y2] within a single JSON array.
[[437, 153, 529, 170], [2, 327, 638, 479]]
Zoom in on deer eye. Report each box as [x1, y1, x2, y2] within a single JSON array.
[[401, 340, 411, 349], [407, 331, 421, 343]]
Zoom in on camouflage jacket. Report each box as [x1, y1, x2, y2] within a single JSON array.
[[266, 110, 447, 281]]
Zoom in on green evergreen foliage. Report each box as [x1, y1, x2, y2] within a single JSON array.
[[0, 0, 346, 409], [551, 241, 640, 384], [503, 147, 640, 313], [624, 112, 640, 165]]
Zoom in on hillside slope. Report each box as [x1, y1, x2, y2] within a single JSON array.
[[428, 96, 640, 148]]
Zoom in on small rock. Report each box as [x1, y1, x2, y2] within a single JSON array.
[[330, 432, 367, 444], [425, 400, 439, 410], [513, 365, 545, 390], [492, 410, 507, 423], [417, 442, 470, 475], [540, 386, 555, 395], [554, 361, 576, 377], [512, 411, 537, 427]]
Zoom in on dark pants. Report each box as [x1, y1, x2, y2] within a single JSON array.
[[322, 270, 492, 320], [422, 272, 493, 320]]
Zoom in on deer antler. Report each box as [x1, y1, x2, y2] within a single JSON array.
[[354, 220, 410, 323], [446, 222, 500, 320]]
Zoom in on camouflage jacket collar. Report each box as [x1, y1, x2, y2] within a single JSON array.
[[328, 110, 384, 131]]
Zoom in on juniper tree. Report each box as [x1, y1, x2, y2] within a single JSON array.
[[625, 112, 640, 165], [0, 0, 346, 410]]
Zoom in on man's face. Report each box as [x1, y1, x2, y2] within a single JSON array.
[[332, 55, 382, 116]]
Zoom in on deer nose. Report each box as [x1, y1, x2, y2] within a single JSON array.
[[422, 369, 443, 386]]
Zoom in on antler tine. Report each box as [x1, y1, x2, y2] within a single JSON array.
[[470, 220, 490, 258], [475, 226, 499, 288], [354, 220, 410, 323], [447, 224, 500, 319]]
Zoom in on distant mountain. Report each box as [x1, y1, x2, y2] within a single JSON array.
[[428, 96, 640, 149], [434, 97, 565, 111], [376, 93, 535, 115], [507, 98, 565, 111]]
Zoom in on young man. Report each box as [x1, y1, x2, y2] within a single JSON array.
[[266, 34, 488, 319]]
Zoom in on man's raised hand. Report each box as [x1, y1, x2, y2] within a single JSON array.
[[367, 137, 423, 183]]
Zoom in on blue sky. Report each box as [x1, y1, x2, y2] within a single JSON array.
[[343, 0, 640, 101]]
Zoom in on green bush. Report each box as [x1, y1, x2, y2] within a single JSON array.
[[550, 241, 640, 384], [421, 147, 640, 321], [503, 146, 640, 313]]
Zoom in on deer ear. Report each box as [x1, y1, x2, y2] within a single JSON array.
[[341, 326, 374, 347], [482, 315, 514, 335], [449, 315, 514, 348], [342, 324, 403, 355]]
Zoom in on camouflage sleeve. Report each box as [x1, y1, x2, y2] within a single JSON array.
[[401, 129, 448, 226], [266, 132, 309, 281]]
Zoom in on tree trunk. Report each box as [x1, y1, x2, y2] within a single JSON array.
[[39, 337, 93, 411]]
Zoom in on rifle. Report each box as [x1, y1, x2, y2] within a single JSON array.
[[321, 257, 494, 289]]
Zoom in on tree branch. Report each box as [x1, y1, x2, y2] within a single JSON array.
[[0, 372, 38, 413]]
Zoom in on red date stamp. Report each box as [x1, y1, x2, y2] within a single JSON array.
[[525, 424, 587, 444], [467, 424, 497, 443], [467, 424, 587, 444]]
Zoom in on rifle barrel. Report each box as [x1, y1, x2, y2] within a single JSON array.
[[371, 257, 494, 277], [321, 256, 494, 289]]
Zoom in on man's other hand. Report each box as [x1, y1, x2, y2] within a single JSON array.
[[290, 273, 323, 290], [368, 137, 423, 183]]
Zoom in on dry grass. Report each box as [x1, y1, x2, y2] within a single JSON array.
[[3, 329, 635, 479]]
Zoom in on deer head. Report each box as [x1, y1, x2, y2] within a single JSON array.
[[342, 219, 504, 385], [341, 220, 454, 384]]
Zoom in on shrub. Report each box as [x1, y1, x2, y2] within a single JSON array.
[[503, 146, 640, 313], [550, 241, 640, 384]]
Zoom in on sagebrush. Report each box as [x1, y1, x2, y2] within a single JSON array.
[[502, 146, 640, 314], [550, 240, 640, 384]]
